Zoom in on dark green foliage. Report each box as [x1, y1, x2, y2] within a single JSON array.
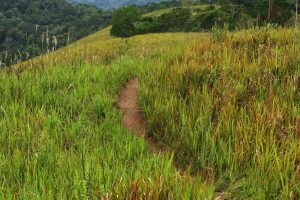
[[110, 7, 142, 37], [1, 0, 297, 64], [136, 8, 193, 34], [135, 17, 163, 34], [158, 8, 192, 32], [229, 0, 293, 25], [111, 0, 296, 38], [0, 0, 112, 66], [190, 9, 232, 30], [133, 1, 182, 14], [270, 0, 293, 25], [112, 7, 194, 37], [68, 0, 179, 9], [113, 5, 248, 37]]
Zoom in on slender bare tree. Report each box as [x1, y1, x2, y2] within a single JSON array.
[[296, 0, 298, 27], [268, 0, 273, 22]]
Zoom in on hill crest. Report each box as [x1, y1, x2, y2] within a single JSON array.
[[67, 0, 168, 9]]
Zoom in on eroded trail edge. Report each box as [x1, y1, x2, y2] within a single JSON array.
[[118, 78, 146, 135], [117, 78, 224, 199], [117, 78, 162, 153]]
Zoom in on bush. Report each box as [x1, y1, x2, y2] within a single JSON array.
[[110, 7, 142, 38], [190, 9, 232, 31], [158, 8, 192, 32], [211, 23, 229, 41]]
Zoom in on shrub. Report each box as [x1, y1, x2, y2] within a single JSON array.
[[110, 7, 142, 38], [190, 9, 232, 31], [158, 8, 192, 32]]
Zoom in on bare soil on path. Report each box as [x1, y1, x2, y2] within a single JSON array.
[[118, 78, 146, 135], [117, 78, 163, 153], [117, 78, 224, 200]]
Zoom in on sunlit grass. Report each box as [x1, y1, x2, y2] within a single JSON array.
[[1, 57, 212, 199], [144, 4, 218, 17], [4, 25, 300, 199], [140, 27, 300, 199]]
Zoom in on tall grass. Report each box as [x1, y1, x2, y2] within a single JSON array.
[[3, 25, 300, 198], [1, 57, 214, 199], [140, 27, 300, 199]]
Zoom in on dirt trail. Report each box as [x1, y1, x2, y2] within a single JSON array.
[[118, 78, 146, 135], [117, 78, 163, 153], [117, 78, 223, 199]]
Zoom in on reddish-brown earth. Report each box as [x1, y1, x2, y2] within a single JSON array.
[[117, 78, 164, 154], [117, 78, 146, 135]]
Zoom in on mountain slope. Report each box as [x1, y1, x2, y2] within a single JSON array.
[[8, 27, 211, 199], [0, 0, 111, 66], [9, 23, 300, 199]]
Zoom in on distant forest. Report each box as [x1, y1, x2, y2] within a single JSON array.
[[0, 0, 180, 66], [1, 0, 298, 66], [111, 0, 297, 37], [67, 0, 168, 9], [0, 0, 112, 66]]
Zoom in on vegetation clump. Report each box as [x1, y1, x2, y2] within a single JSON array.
[[111, 0, 296, 38], [0, 0, 112, 66], [110, 7, 142, 38]]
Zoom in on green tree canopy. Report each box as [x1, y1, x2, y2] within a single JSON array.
[[0, 0, 112, 66], [110, 7, 142, 37]]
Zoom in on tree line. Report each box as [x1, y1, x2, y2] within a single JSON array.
[[1, 0, 297, 65], [0, 0, 182, 66], [0, 0, 113, 66], [111, 0, 297, 37]]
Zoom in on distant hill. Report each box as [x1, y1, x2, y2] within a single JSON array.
[[0, 0, 180, 66], [0, 0, 112, 66], [67, 0, 170, 9]]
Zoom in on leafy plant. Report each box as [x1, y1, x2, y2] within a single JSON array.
[[211, 23, 229, 41]]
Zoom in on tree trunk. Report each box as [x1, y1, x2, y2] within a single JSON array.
[[296, 0, 298, 28], [268, 0, 272, 22]]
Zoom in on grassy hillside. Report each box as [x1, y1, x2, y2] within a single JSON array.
[[68, 0, 165, 9], [144, 4, 217, 17], [0, 0, 112, 66], [2, 25, 300, 199]]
